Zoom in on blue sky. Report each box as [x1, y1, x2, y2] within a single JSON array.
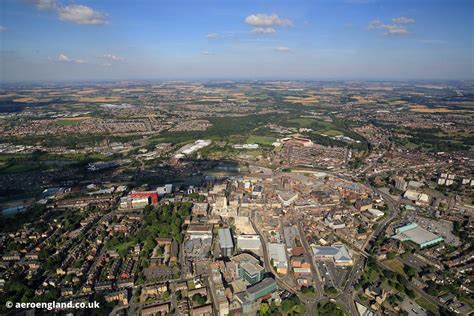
[[0, 0, 472, 81]]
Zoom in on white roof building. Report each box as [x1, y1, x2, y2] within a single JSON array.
[[312, 244, 353, 266], [268, 243, 288, 269], [236, 235, 262, 252]]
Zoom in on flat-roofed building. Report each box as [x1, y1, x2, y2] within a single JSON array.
[[192, 203, 209, 216], [268, 243, 288, 274], [187, 224, 213, 240], [392, 223, 443, 248], [231, 253, 263, 285], [218, 228, 234, 257], [235, 277, 277, 314], [236, 235, 261, 253], [366, 208, 384, 220], [239, 261, 264, 285]]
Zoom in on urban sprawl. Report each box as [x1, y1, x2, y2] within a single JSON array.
[[0, 80, 473, 316]]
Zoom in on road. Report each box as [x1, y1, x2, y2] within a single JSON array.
[[297, 222, 323, 300], [250, 211, 318, 313], [250, 167, 442, 315]]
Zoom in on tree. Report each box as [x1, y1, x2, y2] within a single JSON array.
[[325, 286, 338, 295], [404, 265, 417, 279], [259, 302, 270, 315], [405, 288, 416, 299], [192, 294, 207, 306], [301, 286, 315, 295], [281, 296, 299, 312], [317, 302, 346, 316]]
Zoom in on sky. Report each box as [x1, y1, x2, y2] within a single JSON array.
[[0, 0, 472, 82]]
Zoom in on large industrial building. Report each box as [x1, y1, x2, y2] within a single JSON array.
[[392, 223, 443, 248]]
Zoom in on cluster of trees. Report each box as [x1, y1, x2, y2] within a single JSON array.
[[153, 113, 282, 144], [0, 203, 47, 233], [324, 286, 338, 295], [192, 293, 207, 306], [258, 296, 305, 316], [317, 302, 347, 316], [358, 257, 416, 299], [106, 202, 192, 260], [300, 285, 315, 295], [0, 278, 61, 314], [6, 133, 141, 149], [381, 269, 416, 299], [400, 128, 469, 152], [142, 202, 192, 244], [453, 220, 471, 240]]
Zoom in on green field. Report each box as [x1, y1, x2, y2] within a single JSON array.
[[322, 129, 343, 136], [287, 117, 316, 127], [0, 164, 40, 174], [245, 135, 276, 145], [53, 120, 81, 126], [415, 295, 440, 316], [383, 259, 406, 276]]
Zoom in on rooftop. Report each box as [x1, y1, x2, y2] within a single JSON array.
[[393, 223, 443, 246], [218, 228, 234, 248]]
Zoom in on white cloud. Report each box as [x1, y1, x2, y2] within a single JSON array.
[[30, 0, 58, 10], [382, 24, 408, 35], [101, 54, 125, 62], [368, 19, 384, 29], [58, 5, 107, 25], [273, 46, 291, 52], [392, 17, 415, 24], [245, 13, 292, 33], [206, 32, 219, 39], [368, 19, 411, 36], [0, 25, 7, 32], [253, 27, 276, 34], [57, 53, 85, 64], [28, 1, 107, 25]]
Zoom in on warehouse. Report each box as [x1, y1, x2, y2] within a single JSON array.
[[392, 223, 443, 248]]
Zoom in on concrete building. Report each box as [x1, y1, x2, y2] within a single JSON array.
[[239, 261, 264, 285], [278, 191, 299, 207], [218, 228, 234, 257], [367, 208, 384, 219], [192, 203, 209, 216], [312, 244, 353, 266], [246, 277, 277, 301], [235, 278, 277, 314], [394, 177, 408, 191], [156, 184, 173, 196], [268, 243, 288, 274], [392, 223, 443, 248], [236, 235, 262, 253], [187, 224, 213, 240]]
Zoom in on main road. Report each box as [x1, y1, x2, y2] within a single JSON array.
[[250, 210, 318, 313]]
